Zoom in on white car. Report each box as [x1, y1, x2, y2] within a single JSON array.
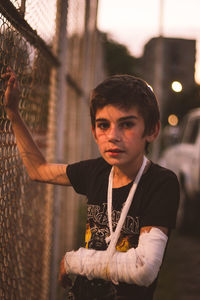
[[159, 108, 200, 230]]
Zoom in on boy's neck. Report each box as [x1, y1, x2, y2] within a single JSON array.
[[112, 168, 133, 188], [112, 158, 150, 188]]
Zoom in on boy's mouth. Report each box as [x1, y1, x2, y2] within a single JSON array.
[[106, 148, 124, 155]]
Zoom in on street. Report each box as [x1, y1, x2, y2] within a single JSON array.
[[154, 230, 200, 300]]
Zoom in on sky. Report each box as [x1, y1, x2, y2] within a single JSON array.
[[97, 0, 200, 83]]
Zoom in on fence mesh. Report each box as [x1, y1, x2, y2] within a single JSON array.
[[0, 3, 56, 300], [0, 0, 105, 299], [25, 0, 57, 44]]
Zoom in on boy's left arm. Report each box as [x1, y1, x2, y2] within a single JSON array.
[[59, 225, 168, 287], [140, 225, 168, 235]]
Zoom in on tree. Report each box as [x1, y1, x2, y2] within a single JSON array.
[[101, 32, 142, 77]]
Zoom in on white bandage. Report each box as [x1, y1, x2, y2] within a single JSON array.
[[109, 228, 167, 286], [64, 248, 109, 280], [64, 227, 168, 287]]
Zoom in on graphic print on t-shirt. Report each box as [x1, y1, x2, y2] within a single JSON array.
[[85, 203, 140, 251]]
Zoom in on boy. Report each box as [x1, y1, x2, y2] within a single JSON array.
[[3, 71, 179, 300]]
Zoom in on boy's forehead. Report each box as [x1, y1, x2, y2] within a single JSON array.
[[95, 104, 141, 119]]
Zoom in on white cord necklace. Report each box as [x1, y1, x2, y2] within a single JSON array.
[[106, 156, 148, 257]]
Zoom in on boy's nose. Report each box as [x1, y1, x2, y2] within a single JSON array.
[[107, 126, 120, 142]]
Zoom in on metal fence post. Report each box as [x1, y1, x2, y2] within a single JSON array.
[[49, 0, 68, 299]]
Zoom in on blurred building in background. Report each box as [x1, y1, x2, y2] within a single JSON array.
[[141, 37, 196, 126]]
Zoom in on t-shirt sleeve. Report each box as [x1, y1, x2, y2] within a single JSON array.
[[66, 160, 91, 195], [66, 158, 107, 195], [140, 171, 180, 229]]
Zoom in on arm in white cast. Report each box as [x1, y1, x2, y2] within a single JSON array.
[[64, 227, 168, 287]]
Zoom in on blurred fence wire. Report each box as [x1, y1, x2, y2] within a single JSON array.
[[0, 0, 106, 299]]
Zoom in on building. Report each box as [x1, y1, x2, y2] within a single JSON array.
[[141, 37, 196, 125]]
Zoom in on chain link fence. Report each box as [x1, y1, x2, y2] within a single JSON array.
[[0, 1, 106, 299]]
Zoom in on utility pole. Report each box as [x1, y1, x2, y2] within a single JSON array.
[[155, 0, 164, 119], [152, 0, 164, 160]]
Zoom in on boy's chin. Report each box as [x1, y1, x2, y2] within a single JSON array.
[[102, 155, 124, 167]]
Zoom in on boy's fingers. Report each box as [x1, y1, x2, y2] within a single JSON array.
[[7, 78, 15, 86], [7, 66, 15, 72], [1, 68, 16, 79], [1, 73, 18, 88], [6, 66, 15, 74], [1, 72, 12, 79]]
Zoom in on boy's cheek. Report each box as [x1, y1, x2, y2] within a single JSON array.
[[94, 131, 107, 141]]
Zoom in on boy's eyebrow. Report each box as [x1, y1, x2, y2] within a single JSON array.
[[118, 116, 138, 122], [95, 116, 138, 122], [95, 118, 108, 122]]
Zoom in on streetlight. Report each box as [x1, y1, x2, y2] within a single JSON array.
[[171, 81, 183, 92], [168, 114, 179, 126]]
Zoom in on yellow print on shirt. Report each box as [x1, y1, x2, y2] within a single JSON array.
[[85, 223, 133, 252], [116, 236, 131, 252], [85, 223, 92, 249]]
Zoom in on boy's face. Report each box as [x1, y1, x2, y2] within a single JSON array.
[[92, 105, 159, 169]]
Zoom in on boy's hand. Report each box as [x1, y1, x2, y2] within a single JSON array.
[[1, 67, 20, 113], [59, 256, 72, 289]]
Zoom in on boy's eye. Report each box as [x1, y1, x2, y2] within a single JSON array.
[[119, 121, 135, 129], [96, 122, 110, 130]]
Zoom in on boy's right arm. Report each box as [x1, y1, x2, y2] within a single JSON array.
[[2, 69, 71, 186]]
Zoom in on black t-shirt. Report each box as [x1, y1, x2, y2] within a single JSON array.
[[67, 157, 179, 300]]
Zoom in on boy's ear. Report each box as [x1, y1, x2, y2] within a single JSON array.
[[146, 121, 160, 143]]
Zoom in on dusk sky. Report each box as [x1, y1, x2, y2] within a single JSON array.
[[97, 0, 200, 83]]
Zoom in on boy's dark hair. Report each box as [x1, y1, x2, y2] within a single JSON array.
[[90, 74, 160, 137]]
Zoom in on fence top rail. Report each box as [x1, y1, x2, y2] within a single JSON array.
[[0, 0, 60, 67]]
